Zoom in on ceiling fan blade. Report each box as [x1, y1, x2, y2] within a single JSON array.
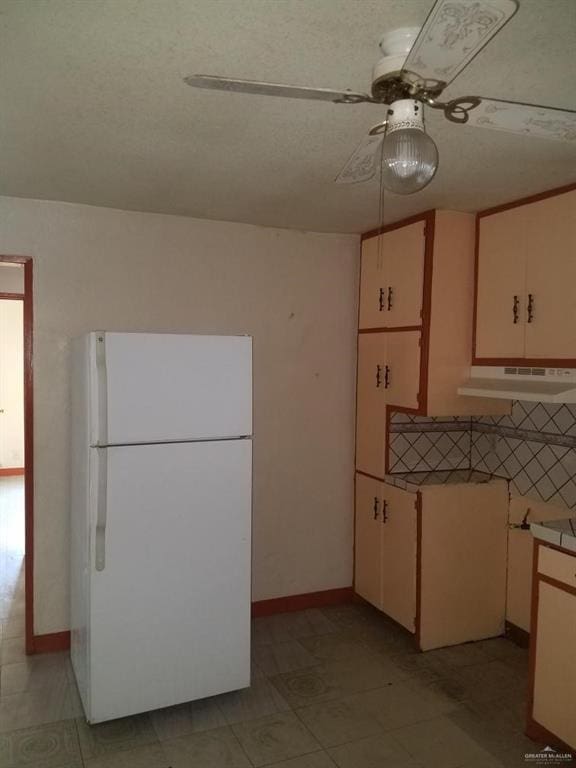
[[184, 75, 373, 104], [335, 134, 383, 184], [402, 0, 518, 92], [465, 98, 576, 142]]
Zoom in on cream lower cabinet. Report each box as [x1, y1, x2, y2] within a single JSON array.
[[354, 476, 508, 650], [354, 474, 416, 632], [528, 544, 576, 750]]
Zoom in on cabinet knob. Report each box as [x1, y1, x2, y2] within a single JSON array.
[[373, 496, 379, 520], [379, 288, 385, 312], [527, 293, 534, 323], [376, 365, 382, 388], [387, 286, 393, 311]]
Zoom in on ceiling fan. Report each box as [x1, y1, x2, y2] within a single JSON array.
[[184, 0, 576, 195]]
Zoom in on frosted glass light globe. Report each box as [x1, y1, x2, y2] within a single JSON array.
[[381, 127, 439, 195]]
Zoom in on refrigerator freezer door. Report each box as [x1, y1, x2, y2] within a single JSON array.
[[90, 333, 252, 445], [86, 439, 252, 723]]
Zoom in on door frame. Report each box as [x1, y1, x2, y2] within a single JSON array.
[[0, 255, 34, 653]]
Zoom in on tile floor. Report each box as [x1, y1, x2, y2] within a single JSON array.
[[0, 476, 563, 767]]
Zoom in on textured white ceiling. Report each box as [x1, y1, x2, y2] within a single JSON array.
[[1, 0, 575, 233]]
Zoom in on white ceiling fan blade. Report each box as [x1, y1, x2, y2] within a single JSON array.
[[184, 75, 373, 104], [466, 98, 576, 142], [403, 0, 518, 91], [335, 134, 383, 184]]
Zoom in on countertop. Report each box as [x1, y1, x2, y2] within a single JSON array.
[[531, 518, 576, 553], [384, 469, 496, 493]]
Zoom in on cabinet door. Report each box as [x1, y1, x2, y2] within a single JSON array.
[[380, 484, 417, 632], [354, 473, 383, 609], [356, 333, 387, 477], [476, 207, 527, 358], [524, 190, 576, 359], [384, 331, 421, 410], [532, 580, 576, 748], [382, 221, 426, 328], [359, 236, 387, 330]]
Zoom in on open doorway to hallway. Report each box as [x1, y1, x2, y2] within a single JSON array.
[[0, 263, 26, 658]]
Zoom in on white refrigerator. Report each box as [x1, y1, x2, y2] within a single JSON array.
[[70, 332, 252, 723]]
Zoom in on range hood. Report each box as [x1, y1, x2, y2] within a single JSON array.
[[458, 366, 576, 404]]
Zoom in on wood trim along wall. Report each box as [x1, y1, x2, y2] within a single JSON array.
[[0, 292, 25, 300], [251, 587, 355, 618], [33, 631, 71, 653], [477, 181, 576, 219], [504, 620, 530, 648], [0, 468, 25, 476], [473, 182, 576, 366], [0, 256, 34, 655]]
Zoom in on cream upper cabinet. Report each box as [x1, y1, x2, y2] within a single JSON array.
[[380, 484, 417, 632], [476, 205, 527, 359], [359, 222, 425, 330], [359, 236, 386, 330], [356, 331, 421, 476], [354, 473, 383, 610], [356, 334, 387, 478], [476, 188, 576, 361], [384, 331, 421, 410], [524, 190, 576, 359]]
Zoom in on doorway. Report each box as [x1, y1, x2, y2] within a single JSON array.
[[0, 257, 33, 654]]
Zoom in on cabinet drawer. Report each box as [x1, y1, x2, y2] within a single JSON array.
[[538, 545, 576, 589]]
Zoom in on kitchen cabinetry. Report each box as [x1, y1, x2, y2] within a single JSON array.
[[475, 186, 576, 363], [354, 475, 508, 649], [528, 540, 576, 751], [356, 210, 508, 479]]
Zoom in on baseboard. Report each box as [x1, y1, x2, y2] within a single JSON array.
[[505, 620, 530, 648], [31, 590, 354, 653], [251, 587, 354, 617], [526, 716, 575, 754], [0, 467, 25, 476], [31, 630, 71, 654]]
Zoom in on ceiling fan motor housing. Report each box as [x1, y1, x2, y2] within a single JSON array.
[[372, 27, 420, 102]]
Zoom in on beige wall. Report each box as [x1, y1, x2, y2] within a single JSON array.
[[0, 262, 24, 293], [0, 196, 359, 635]]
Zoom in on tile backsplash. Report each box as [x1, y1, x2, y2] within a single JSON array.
[[472, 403, 576, 509], [389, 415, 471, 473], [388, 403, 576, 509]]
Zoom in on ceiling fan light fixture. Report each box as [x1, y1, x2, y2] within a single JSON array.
[[381, 99, 438, 195]]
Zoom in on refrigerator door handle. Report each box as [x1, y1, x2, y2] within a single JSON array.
[[95, 449, 108, 571], [95, 332, 108, 446]]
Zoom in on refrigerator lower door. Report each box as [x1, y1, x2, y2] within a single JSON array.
[[86, 439, 252, 723]]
